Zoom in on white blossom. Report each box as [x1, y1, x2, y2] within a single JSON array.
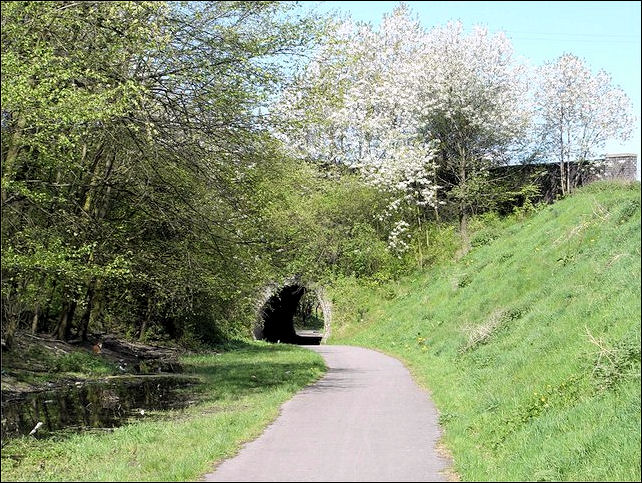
[[534, 54, 635, 194], [276, 7, 533, 251], [276, 6, 438, 252]]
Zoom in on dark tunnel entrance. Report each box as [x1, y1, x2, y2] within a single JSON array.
[[259, 284, 323, 345]]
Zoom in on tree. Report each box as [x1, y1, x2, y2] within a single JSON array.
[[277, 5, 439, 254], [1, 1, 321, 345], [534, 53, 635, 196], [418, 21, 530, 248], [279, 9, 531, 252], [2, 1, 164, 344]]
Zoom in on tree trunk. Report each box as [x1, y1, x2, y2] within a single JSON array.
[[433, 166, 441, 221], [38, 279, 57, 334], [55, 301, 77, 341], [139, 297, 153, 341], [41, 302, 51, 335], [76, 151, 112, 340], [458, 209, 470, 256], [571, 158, 586, 191], [31, 306, 40, 335], [78, 282, 96, 342], [2, 283, 22, 349], [88, 279, 104, 333], [3, 315, 19, 350], [558, 108, 566, 197], [2, 115, 27, 204], [559, 161, 566, 197], [458, 149, 470, 256]]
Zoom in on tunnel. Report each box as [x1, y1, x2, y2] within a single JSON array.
[[258, 284, 324, 345]]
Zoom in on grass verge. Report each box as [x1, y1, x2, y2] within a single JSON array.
[[1, 341, 325, 481], [330, 181, 641, 481]]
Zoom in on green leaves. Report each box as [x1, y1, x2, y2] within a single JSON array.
[[1, 1, 333, 344]]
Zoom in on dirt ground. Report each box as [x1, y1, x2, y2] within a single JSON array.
[[1, 331, 183, 394]]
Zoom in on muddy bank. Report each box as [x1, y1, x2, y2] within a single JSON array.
[[1, 374, 200, 440], [1, 332, 199, 441]]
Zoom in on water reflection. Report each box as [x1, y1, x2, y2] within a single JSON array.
[[1, 375, 199, 440]]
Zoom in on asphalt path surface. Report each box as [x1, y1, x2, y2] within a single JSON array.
[[203, 345, 451, 482]]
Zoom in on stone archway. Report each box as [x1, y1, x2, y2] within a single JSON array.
[[254, 283, 331, 345]]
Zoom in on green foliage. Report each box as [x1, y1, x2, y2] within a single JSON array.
[[49, 350, 115, 375], [258, 161, 399, 283], [591, 329, 642, 391], [293, 290, 324, 330], [0, 0, 555, 350], [407, 222, 460, 269], [1, 1, 339, 345]]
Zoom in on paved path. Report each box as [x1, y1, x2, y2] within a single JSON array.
[[203, 345, 450, 482]]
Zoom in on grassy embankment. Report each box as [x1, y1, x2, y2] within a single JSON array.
[[1, 342, 325, 481], [331, 182, 641, 481]]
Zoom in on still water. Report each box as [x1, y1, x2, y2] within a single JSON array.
[[1, 374, 200, 440]]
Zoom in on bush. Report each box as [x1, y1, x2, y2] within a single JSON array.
[[50, 350, 114, 375]]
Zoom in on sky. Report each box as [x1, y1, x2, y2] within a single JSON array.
[[300, 1, 641, 178]]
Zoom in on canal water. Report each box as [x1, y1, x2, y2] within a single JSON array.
[[1, 374, 200, 440]]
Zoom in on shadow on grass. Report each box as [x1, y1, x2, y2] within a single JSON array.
[[181, 340, 325, 402], [212, 339, 305, 354]]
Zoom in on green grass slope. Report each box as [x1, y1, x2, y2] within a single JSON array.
[[331, 182, 641, 481]]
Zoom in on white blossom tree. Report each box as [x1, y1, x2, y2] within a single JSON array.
[[276, 5, 438, 253], [535, 54, 635, 195], [277, 7, 531, 253], [418, 21, 530, 246]]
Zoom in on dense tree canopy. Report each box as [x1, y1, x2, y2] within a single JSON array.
[[1, 1, 373, 346]]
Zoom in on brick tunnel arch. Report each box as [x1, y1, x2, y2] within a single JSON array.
[[254, 283, 331, 345]]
